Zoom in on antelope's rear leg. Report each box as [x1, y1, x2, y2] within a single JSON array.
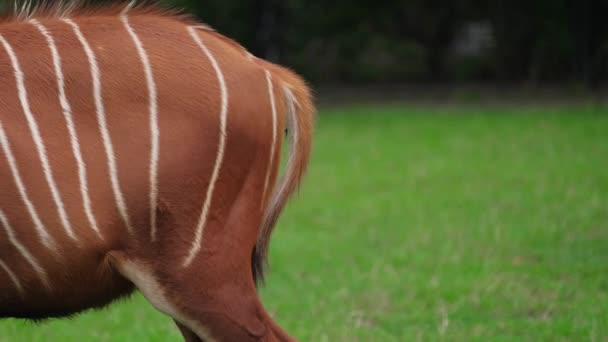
[[107, 251, 216, 340], [107, 193, 293, 341], [175, 320, 203, 342], [107, 144, 293, 340], [108, 247, 292, 342]]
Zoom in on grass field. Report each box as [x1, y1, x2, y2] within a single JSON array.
[[1, 104, 607, 341]]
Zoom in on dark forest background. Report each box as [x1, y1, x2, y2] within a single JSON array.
[[3, 0, 608, 89], [161, 0, 608, 89]]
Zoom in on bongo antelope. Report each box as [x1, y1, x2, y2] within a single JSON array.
[[0, 2, 314, 341]]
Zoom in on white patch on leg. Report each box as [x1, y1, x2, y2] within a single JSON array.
[[111, 255, 216, 341]]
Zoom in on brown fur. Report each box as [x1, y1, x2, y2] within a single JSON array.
[[0, 1, 314, 341]]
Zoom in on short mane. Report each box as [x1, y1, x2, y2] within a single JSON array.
[[3, 0, 195, 24], [3, 0, 259, 62]]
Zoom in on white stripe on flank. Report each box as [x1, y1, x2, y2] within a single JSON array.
[[121, 15, 160, 242], [30, 19, 103, 240], [261, 70, 278, 208], [0, 210, 51, 290], [183, 26, 229, 267], [0, 34, 78, 243], [0, 109, 56, 252], [0, 258, 24, 295], [63, 19, 134, 234]]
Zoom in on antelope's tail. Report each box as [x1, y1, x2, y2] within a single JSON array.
[[252, 64, 315, 286]]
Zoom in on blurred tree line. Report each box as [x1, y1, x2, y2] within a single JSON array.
[[4, 0, 607, 87], [162, 0, 607, 88]]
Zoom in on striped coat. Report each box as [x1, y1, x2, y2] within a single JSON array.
[[0, 3, 314, 341]]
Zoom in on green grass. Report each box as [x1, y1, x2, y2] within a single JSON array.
[[1, 104, 607, 341]]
